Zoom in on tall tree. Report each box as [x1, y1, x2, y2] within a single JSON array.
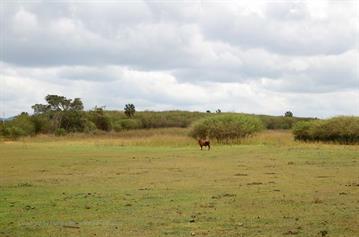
[[31, 95, 85, 132], [285, 111, 293, 117], [124, 104, 136, 118]]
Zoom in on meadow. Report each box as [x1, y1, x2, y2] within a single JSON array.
[[0, 129, 358, 237]]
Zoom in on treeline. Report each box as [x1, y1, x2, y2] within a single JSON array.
[[0, 94, 312, 139], [293, 116, 359, 144]]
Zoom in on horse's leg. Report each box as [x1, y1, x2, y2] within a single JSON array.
[[208, 144, 210, 150]]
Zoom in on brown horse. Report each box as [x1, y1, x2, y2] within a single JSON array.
[[198, 139, 210, 150]]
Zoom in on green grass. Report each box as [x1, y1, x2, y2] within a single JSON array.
[[0, 129, 358, 237]]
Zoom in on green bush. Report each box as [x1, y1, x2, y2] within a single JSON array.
[[31, 114, 52, 134], [120, 119, 143, 130], [2, 126, 26, 140], [136, 111, 207, 128], [88, 108, 112, 131], [112, 121, 123, 132], [54, 128, 66, 136], [293, 116, 359, 144], [83, 120, 97, 133], [6, 113, 36, 136], [259, 115, 301, 129], [60, 111, 87, 132], [190, 115, 264, 143]]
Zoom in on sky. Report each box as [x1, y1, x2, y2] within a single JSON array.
[[0, 0, 358, 118]]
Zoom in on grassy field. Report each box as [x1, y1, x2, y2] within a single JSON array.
[[0, 129, 358, 237]]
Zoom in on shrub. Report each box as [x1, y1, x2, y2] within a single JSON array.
[[141, 111, 209, 128], [112, 121, 123, 132], [293, 116, 359, 144], [83, 121, 97, 133], [6, 113, 36, 136], [31, 114, 52, 134], [60, 111, 87, 132], [259, 115, 298, 129], [120, 119, 143, 130], [2, 126, 26, 140], [190, 115, 264, 143], [54, 128, 66, 136], [88, 108, 112, 131]]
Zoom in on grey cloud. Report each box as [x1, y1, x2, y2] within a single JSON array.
[[0, 0, 358, 118], [265, 1, 309, 21]]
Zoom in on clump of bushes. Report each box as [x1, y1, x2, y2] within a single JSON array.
[[190, 114, 264, 143], [293, 116, 359, 144], [134, 111, 207, 128], [88, 107, 112, 131], [0, 113, 35, 139], [1, 126, 26, 140], [118, 119, 143, 130]]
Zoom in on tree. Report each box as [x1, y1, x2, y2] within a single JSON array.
[[32, 95, 84, 114], [31, 95, 85, 132], [206, 110, 211, 113], [124, 104, 136, 118], [216, 109, 221, 113], [285, 111, 293, 117]]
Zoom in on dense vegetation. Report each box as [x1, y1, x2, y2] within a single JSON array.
[[0, 94, 314, 140], [293, 116, 359, 144], [190, 114, 264, 143]]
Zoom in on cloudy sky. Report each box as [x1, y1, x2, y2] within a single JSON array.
[[1, 0, 358, 118]]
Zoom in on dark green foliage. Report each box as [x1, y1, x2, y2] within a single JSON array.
[[32, 104, 49, 114], [31, 114, 52, 134], [112, 121, 123, 132], [60, 110, 87, 132], [32, 95, 83, 114], [293, 116, 359, 144], [258, 115, 309, 129], [1, 94, 318, 138], [2, 113, 36, 137], [124, 104, 136, 118], [119, 119, 143, 130], [137, 111, 206, 128], [190, 114, 264, 143], [31, 95, 85, 132], [54, 128, 66, 136], [83, 120, 97, 133], [1, 126, 26, 140], [88, 107, 112, 131], [285, 111, 293, 117]]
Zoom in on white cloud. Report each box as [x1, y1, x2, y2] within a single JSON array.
[[0, 0, 358, 118]]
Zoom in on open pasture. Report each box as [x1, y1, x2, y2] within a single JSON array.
[[0, 129, 358, 237]]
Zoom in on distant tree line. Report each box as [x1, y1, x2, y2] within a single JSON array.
[[0, 94, 319, 140]]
